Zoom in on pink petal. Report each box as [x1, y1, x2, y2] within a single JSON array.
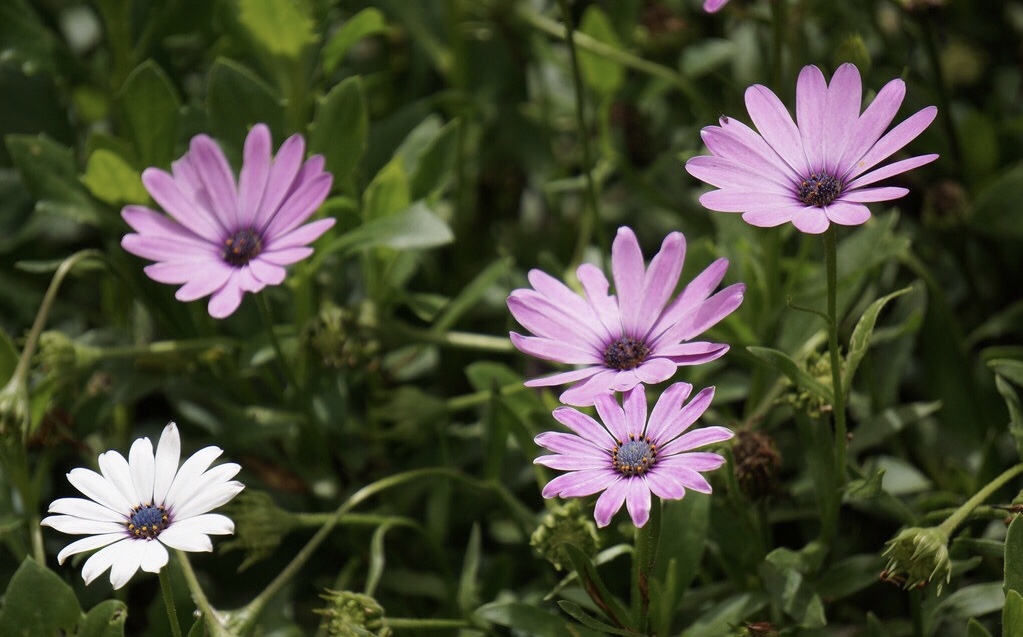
[[838, 77, 907, 177], [845, 154, 938, 190], [637, 232, 685, 327], [686, 156, 793, 194], [624, 477, 652, 527], [523, 366, 603, 389], [660, 426, 735, 455], [252, 134, 305, 230], [610, 227, 646, 337], [258, 247, 314, 266], [558, 369, 620, 406], [576, 263, 622, 341], [207, 274, 245, 318], [822, 64, 862, 175], [542, 470, 618, 499], [593, 478, 628, 527], [791, 207, 830, 234], [142, 168, 226, 242], [840, 186, 908, 203], [846, 106, 938, 181], [237, 124, 272, 227], [796, 65, 828, 173], [264, 217, 335, 251], [189, 135, 239, 229], [633, 357, 678, 384], [552, 407, 618, 448], [509, 333, 602, 365], [824, 200, 871, 227], [593, 391, 632, 443], [744, 84, 807, 176], [263, 173, 334, 239]]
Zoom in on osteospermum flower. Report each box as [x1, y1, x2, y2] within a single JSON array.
[[685, 63, 938, 234], [122, 123, 335, 318], [41, 422, 243, 589], [535, 383, 732, 527], [507, 226, 744, 406], [704, 0, 729, 12]]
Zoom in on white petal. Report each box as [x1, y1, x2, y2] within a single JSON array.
[[81, 538, 131, 585], [170, 513, 235, 536], [56, 533, 125, 564], [47, 498, 125, 523], [159, 527, 214, 553], [154, 422, 181, 505], [41, 515, 124, 536], [98, 450, 141, 507], [108, 538, 147, 589], [170, 472, 243, 520], [67, 468, 132, 515], [162, 446, 224, 509], [139, 540, 169, 574], [129, 435, 156, 505]]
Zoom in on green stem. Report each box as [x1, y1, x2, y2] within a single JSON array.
[[176, 552, 237, 637], [384, 618, 477, 631], [159, 568, 184, 637], [555, 0, 606, 271], [256, 293, 298, 391], [388, 323, 514, 353], [445, 382, 528, 413], [937, 463, 1023, 536], [631, 496, 661, 633], [824, 227, 847, 488]]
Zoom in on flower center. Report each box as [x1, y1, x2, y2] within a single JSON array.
[[127, 504, 169, 539], [222, 228, 263, 266], [797, 173, 842, 207], [603, 337, 650, 370], [612, 436, 657, 475]]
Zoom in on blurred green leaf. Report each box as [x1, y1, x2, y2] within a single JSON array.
[[995, 376, 1023, 459], [117, 61, 180, 168], [817, 554, 883, 601], [322, 7, 388, 75], [747, 346, 833, 403], [81, 148, 148, 205], [959, 110, 999, 187], [322, 202, 452, 259], [556, 601, 632, 636], [363, 157, 410, 221], [458, 524, 482, 614], [758, 550, 826, 628], [310, 76, 368, 183], [475, 601, 600, 637], [0, 558, 81, 635], [577, 6, 624, 96], [991, 359, 1023, 388], [847, 401, 943, 455], [431, 258, 507, 332], [0, 0, 59, 76], [966, 617, 994, 637], [937, 582, 1003, 619], [208, 58, 284, 151], [654, 493, 709, 592], [1005, 590, 1023, 637], [78, 600, 128, 637], [5, 133, 102, 225], [409, 119, 461, 201], [843, 286, 912, 395], [562, 542, 630, 628], [681, 39, 735, 78], [679, 593, 767, 637], [969, 162, 1023, 239], [1005, 516, 1023, 597], [0, 329, 17, 384], [236, 0, 316, 59]]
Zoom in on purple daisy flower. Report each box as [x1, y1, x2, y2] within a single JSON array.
[[121, 123, 335, 319], [704, 0, 729, 12], [507, 226, 744, 407], [535, 383, 732, 527], [685, 63, 938, 234]]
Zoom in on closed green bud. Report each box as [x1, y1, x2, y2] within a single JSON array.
[[221, 490, 298, 571], [0, 380, 30, 440], [530, 501, 601, 571], [316, 590, 391, 637], [881, 526, 951, 594]]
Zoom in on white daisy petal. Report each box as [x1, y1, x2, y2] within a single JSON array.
[[158, 527, 214, 552], [162, 446, 224, 509], [47, 497, 125, 523], [129, 435, 156, 505], [153, 422, 181, 505], [139, 540, 170, 574], [41, 515, 125, 536], [108, 539, 147, 589], [81, 539, 131, 585], [98, 450, 141, 507], [166, 513, 235, 536], [65, 468, 132, 515], [56, 533, 126, 565], [169, 469, 244, 520]]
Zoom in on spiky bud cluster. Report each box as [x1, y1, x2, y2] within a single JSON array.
[[315, 590, 391, 637], [221, 490, 297, 571], [530, 501, 601, 571], [881, 526, 951, 594]]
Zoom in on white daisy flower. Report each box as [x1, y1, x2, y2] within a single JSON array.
[[41, 422, 244, 589]]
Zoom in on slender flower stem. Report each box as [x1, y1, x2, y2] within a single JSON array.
[[388, 323, 514, 353], [631, 496, 661, 633], [556, 0, 606, 271], [159, 568, 184, 637], [445, 382, 527, 413], [385, 618, 477, 631], [937, 463, 1023, 537], [256, 293, 298, 391], [823, 228, 847, 487], [176, 552, 237, 637]]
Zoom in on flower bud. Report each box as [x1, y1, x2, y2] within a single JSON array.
[[221, 490, 297, 571], [732, 430, 782, 500], [530, 501, 601, 571], [0, 380, 29, 440], [316, 590, 391, 637], [881, 526, 951, 594]]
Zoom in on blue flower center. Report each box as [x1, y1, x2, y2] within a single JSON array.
[[222, 228, 263, 266], [613, 437, 656, 475], [127, 504, 169, 539], [603, 337, 650, 371], [797, 173, 842, 207]]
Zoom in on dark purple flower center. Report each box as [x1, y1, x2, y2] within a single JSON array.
[[613, 436, 656, 476], [797, 172, 842, 207], [603, 337, 650, 371], [127, 504, 169, 539], [222, 228, 263, 267]]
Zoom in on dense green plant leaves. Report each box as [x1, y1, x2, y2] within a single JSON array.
[[995, 376, 1023, 459], [236, 0, 316, 60], [0, 558, 81, 635], [817, 554, 884, 601], [363, 157, 410, 221], [81, 148, 147, 206], [310, 76, 368, 184], [5, 134, 101, 225], [117, 61, 180, 169], [965, 617, 994, 637], [207, 58, 285, 151], [577, 6, 624, 96], [758, 548, 826, 628], [322, 8, 389, 75], [556, 601, 633, 636], [937, 582, 1004, 620], [319, 202, 452, 259], [653, 493, 709, 593], [679, 593, 767, 637], [561, 542, 630, 628], [843, 286, 912, 395], [847, 401, 943, 455], [408, 119, 461, 201], [0, 0, 60, 76]]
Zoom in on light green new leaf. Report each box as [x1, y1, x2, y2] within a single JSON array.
[[310, 76, 368, 183], [843, 286, 912, 395], [321, 202, 452, 258], [117, 61, 180, 168], [208, 58, 284, 151], [237, 0, 316, 59], [322, 8, 388, 74], [363, 157, 410, 221], [81, 148, 148, 205], [747, 346, 833, 403], [966, 618, 994, 637], [577, 6, 624, 96], [0, 558, 81, 635]]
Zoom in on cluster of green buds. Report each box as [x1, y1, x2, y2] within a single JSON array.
[[0, 378, 29, 440], [221, 490, 298, 571], [530, 500, 601, 571], [880, 526, 951, 594], [315, 590, 391, 637], [784, 352, 836, 419], [303, 302, 380, 370]]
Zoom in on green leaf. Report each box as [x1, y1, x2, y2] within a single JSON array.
[[117, 60, 181, 168], [474, 601, 599, 637], [0, 558, 81, 635], [817, 554, 884, 601], [236, 0, 316, 59], [322, 8, 388, 75], [747, 346, 833, 403], [847, 401, 943, 455], [938, 582, 1004, 618], [679, 593, 768, 637], [680, 39, 735, 78], [0, 329, 18, 385], [363, 157, 410, 221], [577, 6, 624, 95], [0, 0, 60, 76], [78, 600, 128, 637], [654, 492, 709, 592], [556, 601, 632, 636], [431, 258, 507, 332], [310, 76, 368, 183], [321, 202, 452, 259], [81, 149, 148, 205], [1006, 516, 1023, 597], [458, 524, 482, 613], [562, 542, 630, 628], [1005, 590, 1023, 637], [995, 376, 1023, 460], [409, 119, 461, 201], [843, 286, 912, 395], [758, 550, 826, 628], [969, 162, 1023, 239], [966, 617, 994, 637], [207, 58, 284, 152], [991, 359, 1023, 388], [5, 134, 101, 225]]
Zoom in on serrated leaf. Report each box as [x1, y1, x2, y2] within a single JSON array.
[[236, 0, 316, 59], [310, 76, 368, 183], [843, 287, 912, 395], [0, 558, 81, 635], [78, 600, 128, 637], [747, 346, 833, 403], [81, 148, 148, 205], [577, 6, 624, 95], [322, 8, 388, 74], [117, 61, 180, 168], [207, 58, 284, 152]]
